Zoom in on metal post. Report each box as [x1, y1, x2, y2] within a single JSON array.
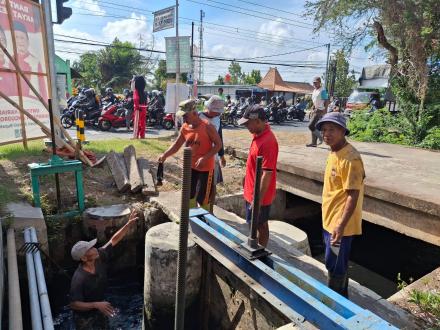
[[325, 43, 331, 91], [198, 10, 204, 83], [174, 0, 180, 133], [248, 156, 263, 249], [174, 147, 192, 330], [48, 99, 61, 211], [30, 227, 54, 330], [42, 0, 61, 142], [7, 229, 23, 330], [24, 228, 43, 330]]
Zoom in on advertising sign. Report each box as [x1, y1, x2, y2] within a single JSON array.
[[165, 36, 191, 74], [0, 0, 50, 144], [153, 6, 175, 33]]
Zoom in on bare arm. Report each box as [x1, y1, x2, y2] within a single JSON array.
[[158, 132, 186, 163], [103, 210, 138, 248], [259, 170, 273, 204], [331, 189, 360, 244], [70, 301, 115, 317]]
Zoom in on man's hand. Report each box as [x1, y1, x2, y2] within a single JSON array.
[[158, 154, 166, 163], [94, 301, 115, 317], [195, 156, 207, 169], [331, 224, 343, 245], [220, 156, 226, 168], [127, 210, 139, 225]]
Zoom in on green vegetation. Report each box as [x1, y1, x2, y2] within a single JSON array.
[[409, 290, 440, 328], [348, 107, 440, 150], [215, 61, 262, 85], [0, 140, 45, 160], [87, 138, 169, 155]]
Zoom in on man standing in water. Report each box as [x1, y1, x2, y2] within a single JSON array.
[[316, 112, 365, 298], [69, 210, 138, 329]]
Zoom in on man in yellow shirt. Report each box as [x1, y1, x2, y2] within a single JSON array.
[[316, 112, 365, 298]]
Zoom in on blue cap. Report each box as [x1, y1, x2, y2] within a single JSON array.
[[316, 112, 350, 135]]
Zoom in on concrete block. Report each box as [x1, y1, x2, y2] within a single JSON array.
[[268, 220, 311, 256], [106, 151, 130, 192], [138, 158, 157, 197], [5, 202, 48, 255], [144, 222, 201, 329], [124, 145, 143, 193]]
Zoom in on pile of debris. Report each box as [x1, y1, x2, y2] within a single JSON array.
[[106, 145, 158, 196]]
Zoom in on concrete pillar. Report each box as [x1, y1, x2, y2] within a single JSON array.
[[143, 206, 167, 231], [144, 222, 201, 329]]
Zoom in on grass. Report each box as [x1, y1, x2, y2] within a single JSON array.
[[409, 290, 440, 328], [0, 139, 46, 160]]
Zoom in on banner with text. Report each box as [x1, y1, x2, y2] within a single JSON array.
[[153, 6, 175, 33], [165, 36, 191, 74], [0, 0, 50, 144]]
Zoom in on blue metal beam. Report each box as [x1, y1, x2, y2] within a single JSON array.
[[189, 208, 397, 330]]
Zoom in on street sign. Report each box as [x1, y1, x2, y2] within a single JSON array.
[[165, 36, 192, 73], [153, 6, 175, 32]]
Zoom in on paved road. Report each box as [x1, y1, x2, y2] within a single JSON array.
[[65, 119, 309, 141]]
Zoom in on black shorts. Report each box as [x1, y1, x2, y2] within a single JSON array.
[[191, 169, 214, 206], [245, 201, 271, 225]]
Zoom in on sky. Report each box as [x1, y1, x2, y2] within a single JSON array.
[[53, 0, 384, 84]]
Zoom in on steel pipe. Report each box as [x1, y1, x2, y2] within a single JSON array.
[[174, 147, 192, 330], [24, 228, 43, 330], [7, 228, 23, 330], [30, 227, 54, 330]]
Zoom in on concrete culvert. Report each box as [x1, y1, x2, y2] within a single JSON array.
[[144, 222, 201, 329]]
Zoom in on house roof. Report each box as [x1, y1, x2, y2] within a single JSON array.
[[257, 67, 301, 92], [285, 81, 314, 94]]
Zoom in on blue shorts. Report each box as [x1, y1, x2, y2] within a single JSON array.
[[245, 201, 271, 225]]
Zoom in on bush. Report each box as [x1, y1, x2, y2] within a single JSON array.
[[419, 127, 440, 150]]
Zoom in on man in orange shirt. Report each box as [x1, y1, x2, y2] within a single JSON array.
[[316, 112, 365, 298], [238, 105, 279, 247], [158, 99, 222, 209]]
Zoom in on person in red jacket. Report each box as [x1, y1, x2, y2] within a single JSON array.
[[131, 76, 147, 139]]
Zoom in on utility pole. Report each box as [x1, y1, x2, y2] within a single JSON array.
[[324, 43, 331, 91], [175, 0, 180, 133], [138, 34, 144, 48], [198, 10, 204, 83]]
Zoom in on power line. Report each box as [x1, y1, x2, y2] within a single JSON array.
[[204, 0, 311, 29], [185, 0, 312, 30], [54, 37, 326, 68], [236, 0, 309, 21], [238, 45, 326, 60]]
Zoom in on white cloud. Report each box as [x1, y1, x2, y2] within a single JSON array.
[[102, 13, 149, 45], [307, 51, 327, 62], [72, 0, 105, 16], [257, 19, 294, 44]]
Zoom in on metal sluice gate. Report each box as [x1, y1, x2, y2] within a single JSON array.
[[189, 208, 397, 330]]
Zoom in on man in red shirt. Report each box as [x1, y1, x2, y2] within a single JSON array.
[[238, 105, 279, 247]]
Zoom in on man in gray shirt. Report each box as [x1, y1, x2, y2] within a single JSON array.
[[69, 210, 138, 329]]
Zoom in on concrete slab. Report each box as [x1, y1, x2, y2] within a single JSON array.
[[151, 191, 421, 329], [85, 204, 131, 219], [268, 220, 311, 256], [4, 202, 48, 254]]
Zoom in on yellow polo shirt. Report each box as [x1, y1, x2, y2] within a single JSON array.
[[322, 143, 365, 236]]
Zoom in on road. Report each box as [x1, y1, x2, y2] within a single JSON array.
[[65, 119, 309, 141]]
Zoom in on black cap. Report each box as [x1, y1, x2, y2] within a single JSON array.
[[237, 105, 266, 125]]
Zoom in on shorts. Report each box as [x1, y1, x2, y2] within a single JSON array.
[[191, 169, 215, 207], [245, 201, 271, 225]]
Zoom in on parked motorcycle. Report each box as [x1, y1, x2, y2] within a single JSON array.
[[98, 101, 132, 131], [60, 88, 100, 129], [286, 103, 306, 121], [162, 113, 175, 130]]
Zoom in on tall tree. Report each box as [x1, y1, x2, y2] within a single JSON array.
[[243, 69, 262, 85], [228, 61, 244, 84], [72, 52, 101, 89], [305, 0, 440, 105], [153, 59, 188, 90], [329, 50, 356, 97], [215, 75, 225, 85]]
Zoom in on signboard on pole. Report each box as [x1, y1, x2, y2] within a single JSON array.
[[0, 0, 51, 145], [165, 36, 191, 74], [153, 6, 175, 32]]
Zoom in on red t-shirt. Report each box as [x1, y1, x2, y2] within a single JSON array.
[[244, 124, 279, 206]]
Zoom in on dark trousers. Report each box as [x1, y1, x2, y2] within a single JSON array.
[[323, 230, 354, 298], [308, 110, 324, 144]]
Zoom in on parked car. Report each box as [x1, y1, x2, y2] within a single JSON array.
[[344, 89, 381, 116]]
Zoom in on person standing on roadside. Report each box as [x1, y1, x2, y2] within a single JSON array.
[[238, 105, 279, 247], [316, 112, 365, 298], [307, 76, 329, 147], [158, 99, 222, 210], [217, 87, 225, 100], [69, 210, 139, 329], [132, 76, 148, 139]]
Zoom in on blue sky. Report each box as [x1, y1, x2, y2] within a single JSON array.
[[54, 0, 383, 84]]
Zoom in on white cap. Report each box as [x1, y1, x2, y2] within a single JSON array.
[[71, 238, 97, 261]]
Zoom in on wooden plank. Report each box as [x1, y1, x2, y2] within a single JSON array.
[[106, 151, 130, 192], [138, 158, 158, 196], [123, 145, 143, 193]]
